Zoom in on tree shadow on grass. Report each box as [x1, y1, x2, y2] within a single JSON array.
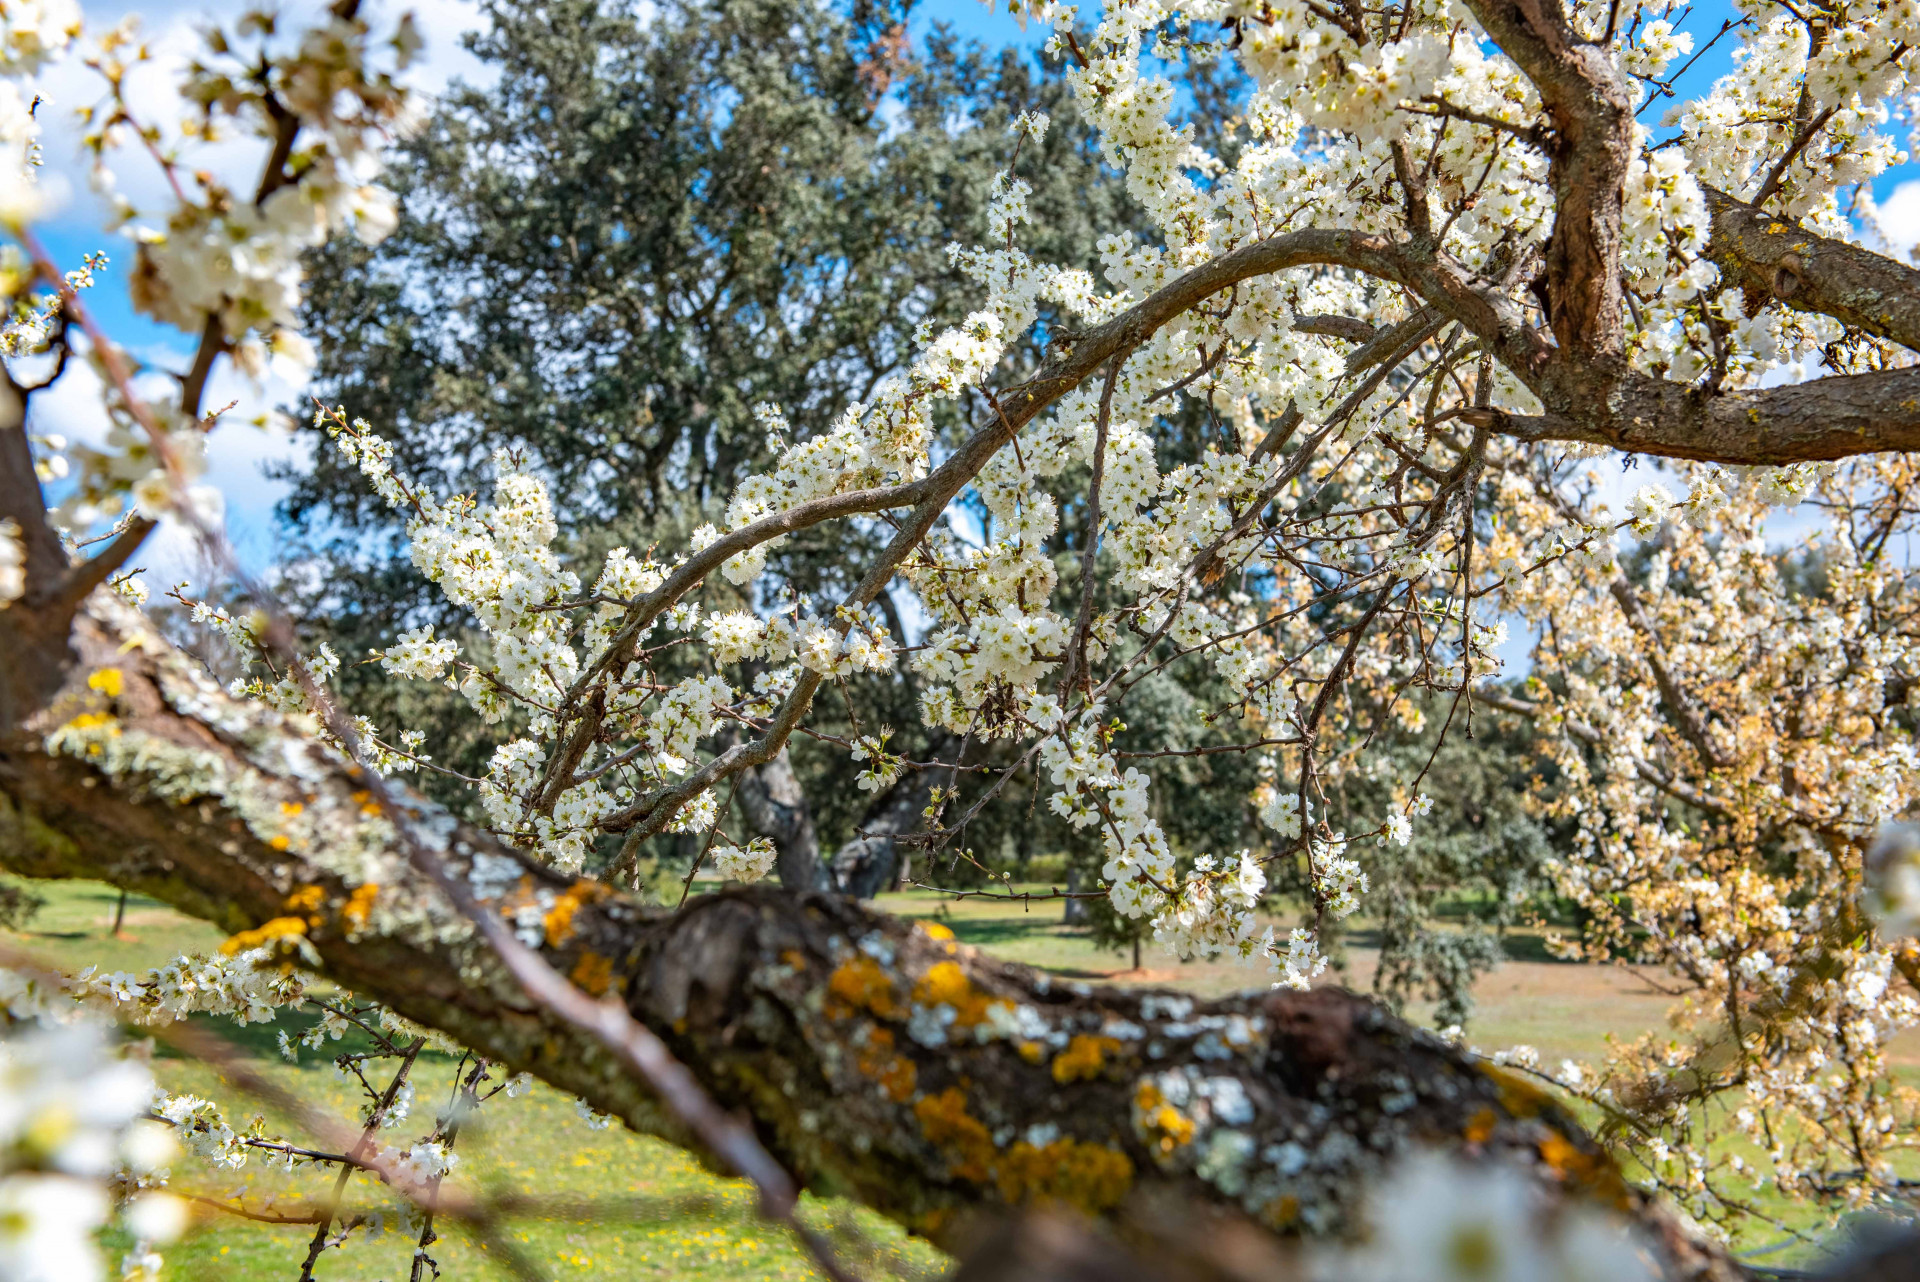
[[942, 918, 1077, 948], [152, 1007, 467, 1072]]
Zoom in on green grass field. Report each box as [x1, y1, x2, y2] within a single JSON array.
[[4, 876, 1910, 1278]]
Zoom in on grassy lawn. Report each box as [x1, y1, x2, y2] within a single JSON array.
[[4, 876, 1909, 1277], [9, 880, 940, 1281]]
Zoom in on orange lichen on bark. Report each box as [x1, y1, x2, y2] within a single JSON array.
[[913, 1087, 995, 1183], [912, 960, 991, 1030], [1538, 1127, 1630, 1209], [828, 955, 904, 1020], [854, 1026, 918, 1102], [341, 883, 379, 931], [1051, 1034, 1121, 1084], [1479, 1063, 1554, 1119], [1016, 1039, 1046, 1065], [543, 880, 607, 947], [570, 951, 614, 996], [914, 1084, 1133, 1212], [918, 920, 958, 954], [1537, 1130, 1594, 1178], [284, 884, 325, 925], [1464, 1106, 1498, 1144], [221, 916, 309, 955], [994, 1137, 1134, 1213], [1132, 1080, 1196, 1157]]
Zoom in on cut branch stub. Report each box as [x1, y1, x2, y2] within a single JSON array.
[[1703, 185, 1920, 352]]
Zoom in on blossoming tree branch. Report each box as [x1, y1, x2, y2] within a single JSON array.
[[4, 0, 1920, 1275]]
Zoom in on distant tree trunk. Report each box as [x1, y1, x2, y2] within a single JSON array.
[[1064, 865, 1089, 925], [733, 746, 832, 891], [831, 764, 945, 899], [111, 885, 127, 935]]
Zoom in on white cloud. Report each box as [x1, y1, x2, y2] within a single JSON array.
[[1869, 179, 1920, 264]]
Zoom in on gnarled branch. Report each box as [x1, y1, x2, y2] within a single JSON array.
[[0, 597, 1738, 1277]]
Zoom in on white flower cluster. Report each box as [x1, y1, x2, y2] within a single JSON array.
[[379, 625, 458, 681], [4, 6, 417, 541], [712, 836, 778, 884], [121, 13, 417, 351], [0, 993, 185, 1282], [0, 0, 77, 75], [1323, 1150, 1653, 1282], [1493, 454, 1920, 1222], [75, 947, 305, 1026]]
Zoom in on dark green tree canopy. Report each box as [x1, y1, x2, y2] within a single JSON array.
[[287, 0, 1129, 539]]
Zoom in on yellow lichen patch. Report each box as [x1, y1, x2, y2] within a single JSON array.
[[854, 1026, 918, 1103], [780, 949, 809, 972], [994, 1137, 1134, 1213], [279, 801, 305, 818], [87, 668, 124, 698], [1537, 1130, 1594, 1179], [1051, 1034, 1121, 1085], [1016, 1039, 1046, 1065], [1463, 1106, 1497, 1145], [827, 955, 903, 1020], [350, 789, 381, 818], [1131, 1080, 1196, 1157], [1478, 1063, 1554, 1119], [913, 1087, 996, 1183], [1537, 1128, 1630, 1209], [269, 836, 291, 851], [341, 883, 380, 932], [543, 880, 606, 948], [912, 960, 991, 1030], [221, 916, 308, 956], [61, 711, 120, 754], [570, 951, 614, 996], [918, 921, 958, 954], [285, 884, 325, 914]]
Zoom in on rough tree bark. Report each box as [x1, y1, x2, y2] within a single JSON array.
[[0, 597, 1740, 1278]]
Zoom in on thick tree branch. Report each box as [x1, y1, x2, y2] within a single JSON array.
[[1491, 361, 1920, 463], [0, 597, 1738, 1277], [1704, 185, 1920, 352], [1459, 0, 1633, 355], [830, 761, 948, 898]]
